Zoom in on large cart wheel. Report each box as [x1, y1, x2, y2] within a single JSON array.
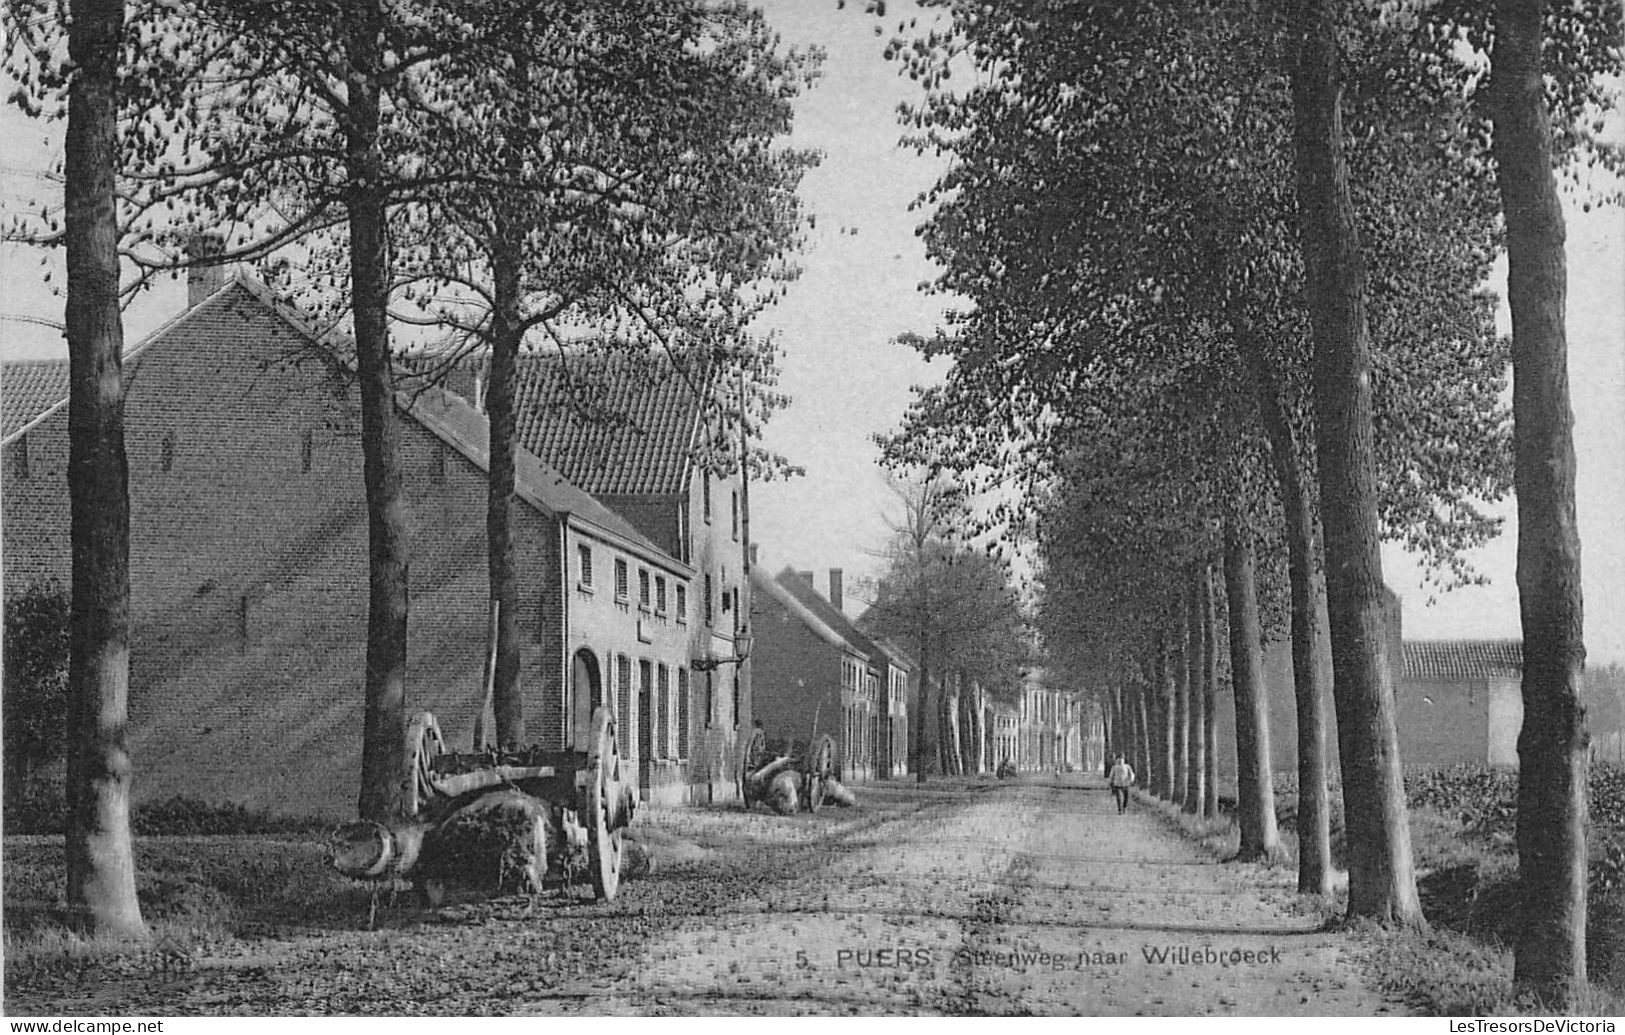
[[737, 727, 768, 809], [582, 707, 625, 902], [806, 734, 837, 813], [406, 712, 446, 818]]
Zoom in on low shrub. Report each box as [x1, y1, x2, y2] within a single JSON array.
[[131, 796, 324, 837]]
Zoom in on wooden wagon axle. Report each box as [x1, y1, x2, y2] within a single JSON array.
[[331, 707, 633, 903]]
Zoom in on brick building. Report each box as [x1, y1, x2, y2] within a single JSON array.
[[439, 350, 757, 803], [1, 274, 728, 816], [1205, 589, 1618, 794], [749, 567, 910, 781]]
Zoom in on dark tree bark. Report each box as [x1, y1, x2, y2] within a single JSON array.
[[1288, 0, 1424, 925], [1248, 353, 1335, 895], [1223, 518, 1280, 862], [1491, 0, 1590, 1004], [1202, 564, 1221, 819], [347, 0, 411, 822], [914, 646, 930, 784], [62, 0, 147, 941], [1184, 564, 1207, 814], [1135, 676, 1153, 793], [487, 237, 525, 751], [1173, 587, 1191, 807], [1158, 634, 1177, 800]]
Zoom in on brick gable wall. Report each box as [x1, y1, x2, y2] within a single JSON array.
[[2, 287, 565, 818]]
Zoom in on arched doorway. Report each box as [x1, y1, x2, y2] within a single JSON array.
[[571, 648, 603, 749]]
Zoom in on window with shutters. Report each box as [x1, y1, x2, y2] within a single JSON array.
[[614, 559, 629, 601], [638, 568, 651, 610], [615, 655, 633, 756], [677, 668, 691, 760], [655, 575, 667, 614], [657, 664, 671, 758]]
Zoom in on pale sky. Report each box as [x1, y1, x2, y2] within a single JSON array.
[[2, 2, 1621, 662]]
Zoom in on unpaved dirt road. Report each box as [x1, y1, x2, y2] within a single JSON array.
[[7, 776, 1406, 1016]]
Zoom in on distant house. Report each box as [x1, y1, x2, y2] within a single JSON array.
[[1, 272, 711, 816], [1399, 640, 1523, 768], [992, 703, 1020, 767], [749, 567, 910, 781]]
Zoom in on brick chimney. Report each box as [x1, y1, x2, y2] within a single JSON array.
[[186, 232, 226, 307], [829, 568, 844, 614]]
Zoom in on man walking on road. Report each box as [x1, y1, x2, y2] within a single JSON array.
[[1108, 755, 1135, 814]]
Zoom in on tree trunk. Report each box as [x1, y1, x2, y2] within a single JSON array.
[[1491, 0, 1590, 1004], [1135, 677, 1153, 792], [1203, 565, 1221, 819], [1184, 564, 1207, 814], [1173, 588, 1191, 807], [347, 1, 411, 822], [487, 239, 524, 750], [1249, 352, 1334, 895], [1159, 634, 1176, 800], [1223, 518, 1280, 863], [914, 648, 930, 784], [1288, 0, 1423, 925], [62, 0, 146, 941]]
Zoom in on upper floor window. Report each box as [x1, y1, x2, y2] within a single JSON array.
[[730, 490, 739, 540], [702, 472, 712, 523], [301, 429, 314, 473], [638, 568, 651, 609], [655, 575, 667, 614], [614, 558, 629, 601], [578, 544, 594, 589], [704, 573, 715, 626], [676, 584, 688, 623]]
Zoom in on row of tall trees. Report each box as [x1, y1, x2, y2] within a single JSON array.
[[6, 0, 816, 936], [859, 476, 1029, 780], [878, 0, 1617, 1006]]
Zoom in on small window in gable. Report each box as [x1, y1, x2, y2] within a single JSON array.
[[430, 440, 446, 483], [301, 429, 314, 473], [160, 430, 176, 472]]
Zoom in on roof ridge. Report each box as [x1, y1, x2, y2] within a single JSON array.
[[2, 277, 246, 444]]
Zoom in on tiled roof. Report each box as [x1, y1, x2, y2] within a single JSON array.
[[2, 358, 70, 440], [507, 352, 705, 498], [1, 275, 679, 566], [1403, 639, 1523, 681], [407, 386, 676, 567]]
